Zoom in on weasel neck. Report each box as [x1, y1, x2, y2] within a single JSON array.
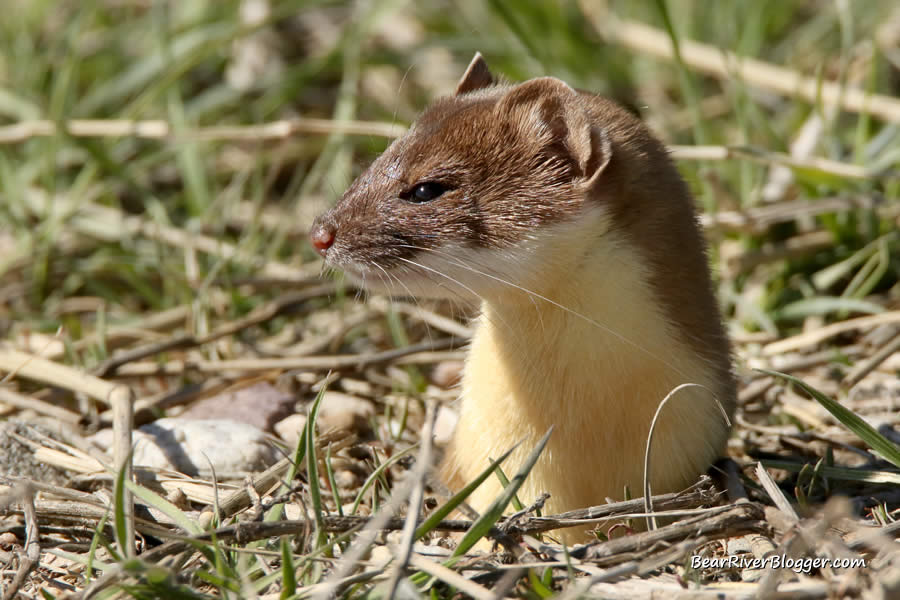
[[462, 229, 728, 448], [473, 232, 687, 409], [449, 230, 730, 528], [451, 231, 730, 521]]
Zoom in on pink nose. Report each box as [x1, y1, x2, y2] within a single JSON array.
[[310, 224, 335, 257]]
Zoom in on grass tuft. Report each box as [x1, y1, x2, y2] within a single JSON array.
[[1, 1, 898, 597]]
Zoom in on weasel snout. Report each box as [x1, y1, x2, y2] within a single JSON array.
[[309, 219, 336, 257]]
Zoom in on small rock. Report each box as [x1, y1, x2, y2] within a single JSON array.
[[284, 503, 303, 520], [876, 564, 900, 598], [741, 567, 764, 583], [335, 469, 358, 489], [131, 418, 279, 476], [386, 530, 406, 546], [430, 360, 464, 389], [274, 414, 307, 447], [369, 545, 393, 570], [316, 392, 375, 432], [0, 531, 17, 548], [166, 487, 190, 510], [88, 428, 114, 451], [433, 406, 458, 446], [179, 382, 296, 432]]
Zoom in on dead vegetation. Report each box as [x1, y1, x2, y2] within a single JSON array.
[[1, 0, 899, 598]]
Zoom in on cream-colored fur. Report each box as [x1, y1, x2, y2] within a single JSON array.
[[440, 214, 729, 545], [309, 54, 733, 547]]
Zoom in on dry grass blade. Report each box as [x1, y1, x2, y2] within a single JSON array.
[[20, 195, 319, 284], [198, 455, 295, 530], [111, 385, 135, 558], [698, 196, 892, 233], [762, 311, 900, 355], [315, 421, 435, 598], [643, 383, 729, 529], [0, 117, 405, 144], [92, 283, 337, 376], [580, 6, 900, 123], [670, 145, 894, 179], [0, 387, 82, 424], [579, 503, 767, 564], [3, 2, 897, 597], [755, 462, 800, 523], [384, 400, 436, 597], [406, 553, 494, 600], [841, 330, 900, 389], [0, 348, 124, 404], [101, 337, 459, 376]]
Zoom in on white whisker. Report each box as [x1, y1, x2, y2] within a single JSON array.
[[396, 244, 701, 385], [371, 260, 437, 345], [393, 255, 551, 378]]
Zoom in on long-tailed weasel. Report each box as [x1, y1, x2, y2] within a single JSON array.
[[310, 53, 736, 543]]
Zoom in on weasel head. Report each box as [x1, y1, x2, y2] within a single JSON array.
[[310, 53, 614, 300]]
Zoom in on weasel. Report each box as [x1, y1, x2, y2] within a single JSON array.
[[310, 54, 736, 543]]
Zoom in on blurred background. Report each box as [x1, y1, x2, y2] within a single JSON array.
[[1, 0, 898, 336], [1, 2, 900, 596]]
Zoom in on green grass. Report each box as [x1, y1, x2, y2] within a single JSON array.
[[2, 0, 897, 334], [1, 0, 899, 597]]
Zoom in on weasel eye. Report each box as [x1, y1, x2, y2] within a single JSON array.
[[403, 181, 447, 203]]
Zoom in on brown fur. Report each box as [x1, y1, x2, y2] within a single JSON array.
[[311, 54, 736, 542]]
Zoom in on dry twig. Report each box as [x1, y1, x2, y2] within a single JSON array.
[[581, 6, 900, 124]]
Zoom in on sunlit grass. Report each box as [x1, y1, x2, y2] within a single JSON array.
[[1, 0, 898, 597]]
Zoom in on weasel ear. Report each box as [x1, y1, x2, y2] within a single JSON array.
[[455, 52, 494, 96], [567, 112, 612, 189], [497, 77, 611, 186]]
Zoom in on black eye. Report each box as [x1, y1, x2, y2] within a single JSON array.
[[402, 181, 447, 203]]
